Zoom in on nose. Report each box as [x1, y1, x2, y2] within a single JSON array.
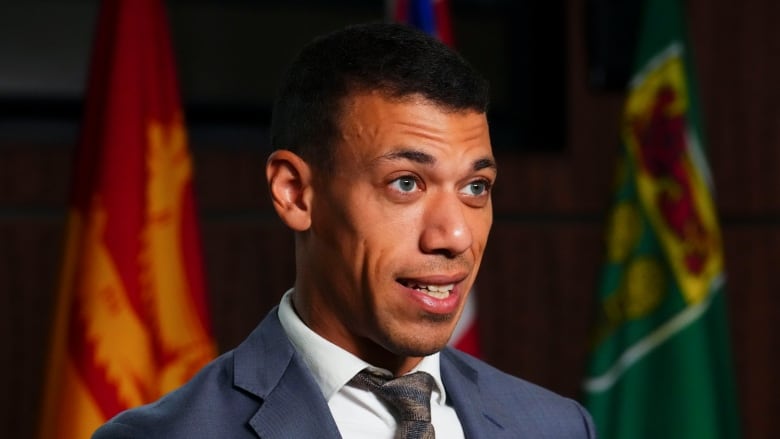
[[419, 191, 473, 258]]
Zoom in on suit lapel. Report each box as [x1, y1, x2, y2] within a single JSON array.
[[248, 359, 341, 438], [233, 308, 341, 439], [231, 310, 521, 438], [440, 348, 509, 438]]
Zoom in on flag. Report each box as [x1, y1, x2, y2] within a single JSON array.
[[582, 0, 741, 437], [390, 0, 454, 46], [38, 0, 216, 437], [388, 0, 481, 357]]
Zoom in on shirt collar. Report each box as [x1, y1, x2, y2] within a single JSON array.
[[277, 289, 448, 405]]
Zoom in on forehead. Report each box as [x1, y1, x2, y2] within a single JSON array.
[[334, 91, 492, 164]]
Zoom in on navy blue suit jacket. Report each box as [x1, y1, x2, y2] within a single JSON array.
[[93, 307, 596, 438]]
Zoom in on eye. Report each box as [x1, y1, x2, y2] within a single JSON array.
[[460, 179, 491, 197], [389, 176, 419, 193]]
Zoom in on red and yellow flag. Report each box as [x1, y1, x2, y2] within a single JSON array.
[[38, 0, 216, 437]]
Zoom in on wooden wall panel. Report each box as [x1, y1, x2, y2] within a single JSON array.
[[689, 0, 780, 214], [192, 145, 270, 210], [190, 145, 292, 352], [477, 221, 602, 399], [0, 145, 71, 206], [721, 227, 780, 438], [201, 220, 294, 352], [0, 220, 63, 439], [687, 1, 780, 434]]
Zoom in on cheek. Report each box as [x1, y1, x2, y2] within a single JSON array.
[[470, 209, 493, 247], [356, 209, 423, 283], [358, 197, 425, 241]]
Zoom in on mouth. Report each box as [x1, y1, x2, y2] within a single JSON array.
[[398, 280, 456, 299]]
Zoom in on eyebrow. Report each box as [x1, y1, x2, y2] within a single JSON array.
[[473, 157, 497, 172], [377, 149, 436, 165], [375, 148, 497, 172]]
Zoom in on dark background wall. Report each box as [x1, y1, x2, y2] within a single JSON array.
[[1, 0, 778, 438]]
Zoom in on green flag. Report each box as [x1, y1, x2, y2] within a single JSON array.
[[582, 0, 741, 437]]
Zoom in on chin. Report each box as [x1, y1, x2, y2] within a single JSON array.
[[389, 343, 446, 359], [381, 329, 453, 358]]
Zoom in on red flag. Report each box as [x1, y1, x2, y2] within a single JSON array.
[[38, 0, 216, 436], [390, 0, 481, 357]]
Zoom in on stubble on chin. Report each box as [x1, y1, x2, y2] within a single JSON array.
[[379, 313, 457, 358]]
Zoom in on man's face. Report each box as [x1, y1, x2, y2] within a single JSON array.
[[299, 91, 495, 371]]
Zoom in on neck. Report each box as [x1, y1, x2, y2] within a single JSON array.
[[357, 343, 424, 376], [290, 288, 423, 376]]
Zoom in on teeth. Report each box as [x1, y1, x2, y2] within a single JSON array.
[[424, 289, 450, 299], [405, 282, 454, 298], [427, 284, 454, 293]]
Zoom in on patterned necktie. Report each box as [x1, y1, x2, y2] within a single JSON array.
[[350, 369, 436, 439]]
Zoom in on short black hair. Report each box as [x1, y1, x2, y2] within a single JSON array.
[[270, 22, 490, 170]]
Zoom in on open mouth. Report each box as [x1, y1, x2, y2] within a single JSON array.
[[399, 280, 455, 299]]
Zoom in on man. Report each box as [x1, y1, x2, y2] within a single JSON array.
[[94, 23, 595, 438]]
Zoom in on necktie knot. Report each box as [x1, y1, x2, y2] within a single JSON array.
[[350, 369, 436, 438]]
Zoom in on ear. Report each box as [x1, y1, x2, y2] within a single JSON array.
[[266, 150, 313, 231]]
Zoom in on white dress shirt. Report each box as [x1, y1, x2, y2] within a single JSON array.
[[277, 289, 465, 439]]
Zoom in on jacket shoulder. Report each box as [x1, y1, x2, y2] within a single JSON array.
[[441, 348, 596, 438], [92, 350, 260, 439]]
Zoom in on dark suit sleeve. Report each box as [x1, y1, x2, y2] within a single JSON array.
[[572, 398, 598, 438], [92, 421, 144, 439]]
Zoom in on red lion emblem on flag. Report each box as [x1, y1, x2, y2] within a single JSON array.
[[632, 85, 709, 275]]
